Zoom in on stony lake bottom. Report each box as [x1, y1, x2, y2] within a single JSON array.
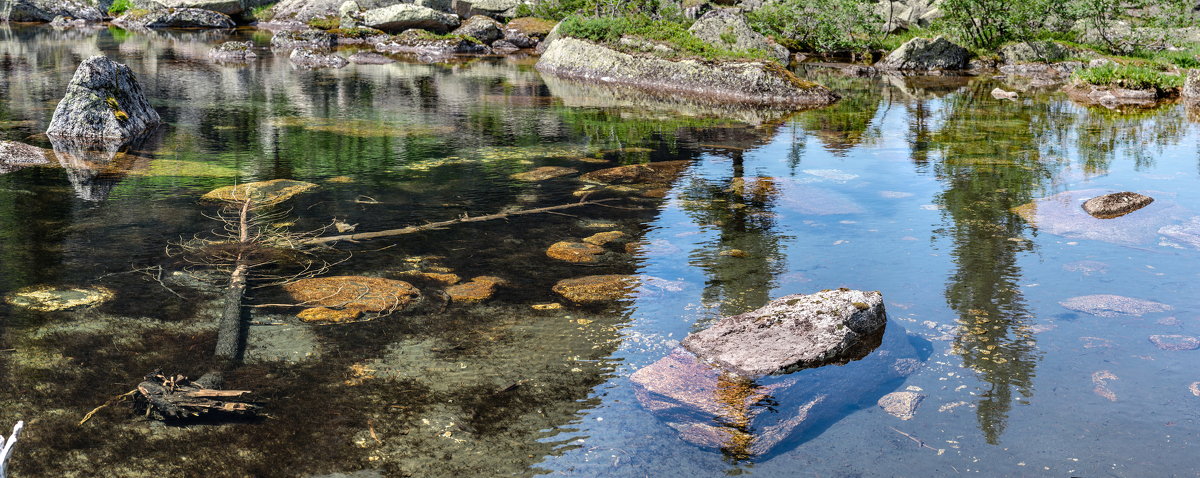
[[1, 24, 1200, 477]]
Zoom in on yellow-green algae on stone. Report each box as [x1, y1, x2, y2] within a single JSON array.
[[5, 285, 115, 311], [201, 179, 318, 206]]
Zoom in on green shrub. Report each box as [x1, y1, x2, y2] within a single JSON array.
[[107, 0, 132, 16], [747, 0, 879, 54], [249, 3, 277, 21], [558, 15, 773, 62], [306, 15, 339, 30], [1074, 64, 1184, 91]]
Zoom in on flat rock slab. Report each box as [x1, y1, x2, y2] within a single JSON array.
[[552, 274, 635, 303], [1013, 189, 1186, 246], [1149, 334, 1200, 351], [5, 285, 114, 311], [1082, 191, 1154, 219], [546, 241, 604, 263], [579, 160, 690, 185], [510, 166, 576, 181], [46, 56, 161, 142], [283, 276, 421, 313], [0, 141, 51, 174], [1059, 294, 1172, 318], [631, 323, 921, 457], [201, 179, 318, 206], [681, 289, 887, 378], [877, 391, 924, 420]]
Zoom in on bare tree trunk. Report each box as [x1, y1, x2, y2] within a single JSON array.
[[0, 421, 23, 478], [214, 200, 251, 364]]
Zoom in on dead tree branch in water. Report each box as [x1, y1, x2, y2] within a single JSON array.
[[0, 421, 23, 478]]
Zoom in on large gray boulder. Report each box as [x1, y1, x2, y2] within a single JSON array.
[[461, 0, 522, 19], [351, 3, 460, 33], [115, 8, 236, 29], [134, 0, 245, 16], [451, 14, 502, 44], [632, 321, 921, 457], [0, 0, 102, 22], [271, 28, 338, 50], [681, 289, 888, 378], [45, 56, 160, 142], [875, 36, 969, 71], [687, 8, 788, 64], [536, 37, 838, 107]]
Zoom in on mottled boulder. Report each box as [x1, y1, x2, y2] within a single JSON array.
[[537, 37, 837, 107], [687, 8, 788, 64], [452, 14, 502, 44], [268, 0, 392, 22], [290, 48, 349, 68], [46, 56, 161, 142], [631, 323, 920, 457], [1082, 191, 1153, 219], [49, 14, 91, 28], [464, 0, 522, 19], [139, 0, 245, 15], [271, 29, 338, 50], [120, 8, 237, 29], [875, 36, 969, 71], [582, 230, 626, 246], [1059, 294, 1172, 318], [283, 276, 421, 313], [201, 179, 318, 205], [490, 39, 518, 53], [355, 3, 459, 33], [1, 0, 101, 22], [374, 29, 489, 56], [682, 289, 887, 378], [210, 41, 257, 62], [1065, 83, 1163, 109], [552, 274, 636, 303], [579, 160, 690, 185]]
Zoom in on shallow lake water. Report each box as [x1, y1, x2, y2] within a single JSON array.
[[1, 25, 1200, 477]]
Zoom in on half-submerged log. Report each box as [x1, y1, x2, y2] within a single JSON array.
[[134, 371, 258, 420]]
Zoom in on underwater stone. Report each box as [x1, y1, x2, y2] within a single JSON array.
[[210, 41, 257, 62], [445, 276, 505, 302], [0, 141, 51, 175], [1082, 191, 1153, 219], [284, 276, 421, 313], [201, 179, 318, 206], [510, 166, 577, 181], [1059, 294, 1172, 318], [348, 51, 397, 64], [552, 274, 636, 303], [1159, 217, 1200, 250], [991, 88, 1018, 100], [581, 230, 626, 246], [877, 391, 924, 420], [1149, 334, 1200, 351], [546, 241, 604, 263], [1013, 189, 1184, 246], [4, 285, 114, 312], [681, 289, 887, 378], [45, 56, 161, 142], [297, 307, 364, 323], [578, 160, 691, 185]]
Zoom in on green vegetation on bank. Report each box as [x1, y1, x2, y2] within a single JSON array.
[[107, 0, 131, 16], [1073, 64, 1184, 92], [557, 15, 772, 62]]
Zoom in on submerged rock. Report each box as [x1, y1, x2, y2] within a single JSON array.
[[546, 241, 605, 263], [297, 306, 365, 323], [5, 285, 115, 311], [1059, 294, 1172, 318], [445, 276, 505, 302], [536, 37, 838, 107], [210, 41, 257, 62], [631, 322, 920, 457], [201, 179, 318, 205], [290, 48, 350, 68], [284, 276, 421, 313], [0, 141, 51, 175], [681, 289, 887, 378], [875, 36, 969, 71], [878, 391, 924, 420], [582, 230, 627, 246], [1082, 191, 1154, 219], [347, 51, 397, 64], [1158, 217, 1200, 250], [552, 274, 636, 303], [1149, 334, 1200, 351], [579, 160, 690, 185], [510, 165, 576, 181], [45, 56, 161, 142], [687, 8, 788, 64]]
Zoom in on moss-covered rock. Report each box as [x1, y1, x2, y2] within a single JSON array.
[[4, 285, 115, 311], [546, 241, 605, 263], [552, 274, 636, 303], [201, 179, 318, 205]]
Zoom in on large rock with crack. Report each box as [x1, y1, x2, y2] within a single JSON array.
[[875, 36, 969, 71], [536, 37, 837, 107], [681, 289, 888, 378], [632, 319, 921, 458], [45, 56, 161, 142]]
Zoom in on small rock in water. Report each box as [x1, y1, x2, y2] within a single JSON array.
[[1059, 294, 1172, 318], [991, 88, 1018, 100], [531, 302, 562, 310], [4, 285, 114, 311], [718, 249, 749, 258], [878, 391, 925, 420], [546, 241, 605, 263], [1190, 382, 1200, 397], [1156, 316, 1181, 326], [45, 56, 161, 141], [201, 179, 318, 206], [510, 166, 577, 181], [445, 276, 505, 303], [1149, 334, 1200, 351], [290, 48, 349, 69], [578, 160, 690, 185], [681, 289, 887, 378], [582, 230, 627, 246], [210, 41, 257, 62], [297, 307, 363, 324], [552, 275, 636, 303], [1082, 191, 1154, 219]]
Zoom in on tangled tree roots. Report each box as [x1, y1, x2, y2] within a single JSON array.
[[134, 371, 259, 421]]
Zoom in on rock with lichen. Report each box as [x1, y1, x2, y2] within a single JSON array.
[[201, 179, 318, 206], [1082, 191, 1153, 219], [45, 56, 161, 142], [510, 166, 577, 181]]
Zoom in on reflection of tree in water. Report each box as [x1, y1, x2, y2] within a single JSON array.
[[677, 150, 789, 318], [795, 73, 886, 156], [924, 80, 1054, 444], [1072, 104, 1187, 176]]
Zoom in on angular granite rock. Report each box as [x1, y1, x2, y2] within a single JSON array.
[[119, 8, 237, 29], [46, 56, 161, 142], [452, 14, 502, 44], [374, 29, 489, 56], [1, 0, 102, 22], [271, 29, 339, 50], [681, 289, 888, 378], [876, 36, 969, 71]]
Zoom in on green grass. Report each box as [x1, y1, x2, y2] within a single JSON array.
[[1074, 64, 1184, 92], [107, 0, 131, 16], [249, 3, 277, 21], [557, 15, 773, 62], [306, 15, 339, 30]]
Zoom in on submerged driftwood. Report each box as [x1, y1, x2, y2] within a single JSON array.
[[0, 421, 22, 478], [134, 371, 258, 420]]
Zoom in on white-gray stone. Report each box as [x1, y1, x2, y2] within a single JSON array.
[[45, 56, 161, 142], [355, 3, 460, 33]]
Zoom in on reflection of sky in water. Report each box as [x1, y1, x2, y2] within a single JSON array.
[[0, 25, 1198, 477]]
